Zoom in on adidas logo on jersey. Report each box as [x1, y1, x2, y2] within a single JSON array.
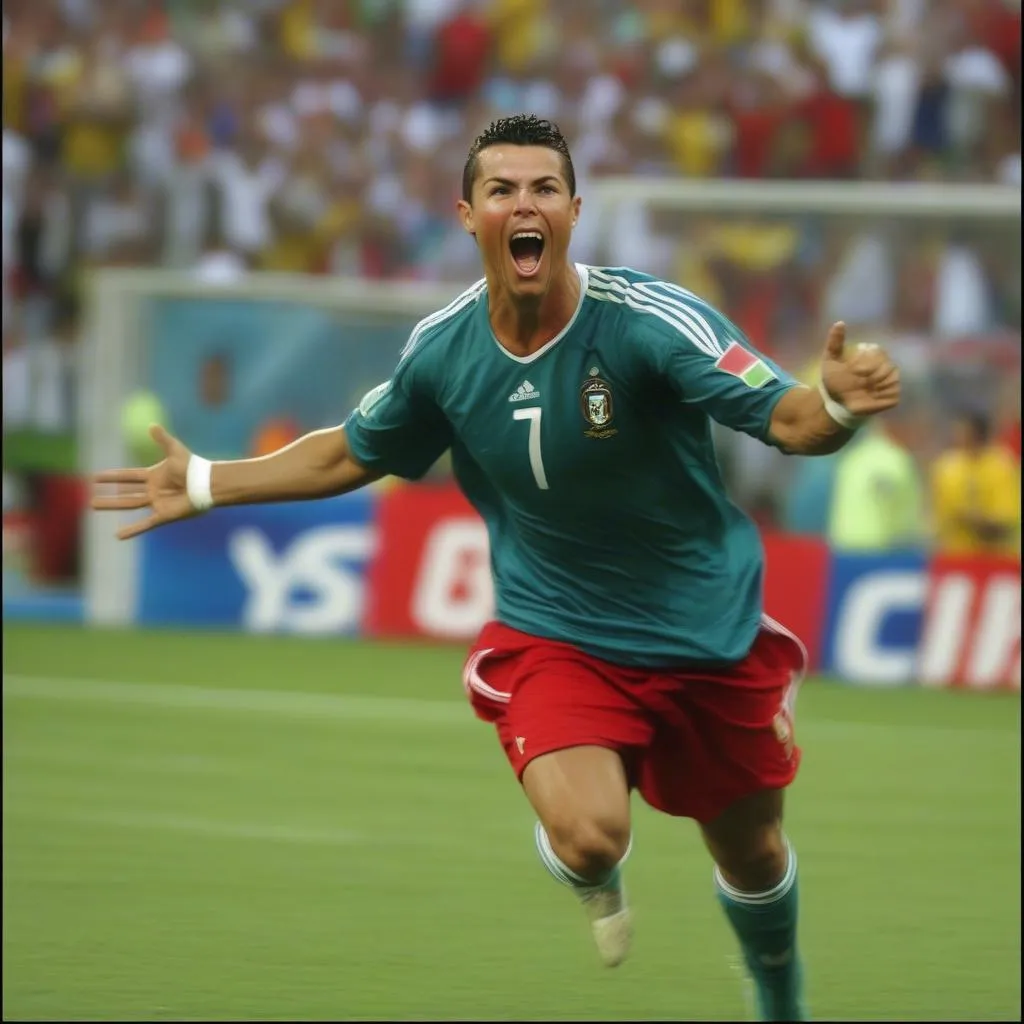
[[508, 380, 540, 402]]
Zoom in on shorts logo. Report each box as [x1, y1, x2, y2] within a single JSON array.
[[772, 710, 794, 759], [515, 736, 526, 754], [580, 375, 618, 439]]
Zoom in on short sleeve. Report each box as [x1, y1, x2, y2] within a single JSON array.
[[639, 286, 800, 442], [344, 357, 453, 480]]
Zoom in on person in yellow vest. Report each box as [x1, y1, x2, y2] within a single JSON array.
[[930, 411, 1021, 557], [278, 0, 316, 61], [828, 414, 925, 552], [58, 32, 134, 184], [489, 0, 548, 74]]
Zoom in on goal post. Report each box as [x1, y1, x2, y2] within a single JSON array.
[[588, 178, 1021, 218], [83, 271, 465, 624]]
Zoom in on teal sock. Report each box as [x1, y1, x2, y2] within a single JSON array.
[[534, 821, 629, 894], [715, 842, 808, 1022]]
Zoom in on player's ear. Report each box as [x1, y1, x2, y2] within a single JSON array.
[[571, 194, 582, 228], [457, 199, 475, 236]]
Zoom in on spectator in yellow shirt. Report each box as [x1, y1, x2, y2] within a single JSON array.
[[931, 412, 1021, 558]]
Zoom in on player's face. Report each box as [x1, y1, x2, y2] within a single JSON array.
[[458, 146, 581, 300]]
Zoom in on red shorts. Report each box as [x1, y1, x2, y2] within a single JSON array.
[[462, 619, 806, 823]]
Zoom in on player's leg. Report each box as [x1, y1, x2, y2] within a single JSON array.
[[462, 622, 649, 967], [635, 625, 807, 1018], [522, 745, 635, 967], [523, 745, 632, 880], [700, 787, 806, 1022]]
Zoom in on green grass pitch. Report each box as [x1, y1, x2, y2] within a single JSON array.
[[3, 624, 1020, 1021]]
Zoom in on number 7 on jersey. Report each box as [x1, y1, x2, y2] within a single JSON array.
[[513, 407, 549, 490]]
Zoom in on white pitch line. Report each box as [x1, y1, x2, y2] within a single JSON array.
[[5, 805, 528, 852], [4, 746, 233, 775], [2, 674, 470, 724], [2, 673, 1016, 740], [8, 805, 365, 846]]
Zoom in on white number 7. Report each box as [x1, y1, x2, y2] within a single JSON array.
[[513, 407, 549, 490]]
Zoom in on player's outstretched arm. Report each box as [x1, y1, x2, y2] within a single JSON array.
[[92, 424, 380, 541], [769, 322, 901, 456]]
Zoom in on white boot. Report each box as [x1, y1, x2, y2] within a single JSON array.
[[534, 821, 634, 968], [579, 879, 633, 968]]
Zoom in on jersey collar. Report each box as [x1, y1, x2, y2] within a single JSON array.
[[487, 264, 590, 365]]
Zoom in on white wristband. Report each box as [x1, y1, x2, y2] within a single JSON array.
[[186, 455, 215, 512], [818, 380, 864, 431]]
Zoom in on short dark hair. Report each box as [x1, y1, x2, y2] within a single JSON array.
[[462, 115, 576, 202]]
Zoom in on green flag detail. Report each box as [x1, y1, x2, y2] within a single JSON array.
[[715, 341, 776, 388]]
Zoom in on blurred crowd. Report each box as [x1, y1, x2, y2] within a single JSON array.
[[2, 0, 1021, 584], [3, 0, 1021, 292]]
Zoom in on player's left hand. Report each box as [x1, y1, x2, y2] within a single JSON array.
[[819, 322, 901, 417]]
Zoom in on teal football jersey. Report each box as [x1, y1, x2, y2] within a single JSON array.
[[345, 265, 801, 667]]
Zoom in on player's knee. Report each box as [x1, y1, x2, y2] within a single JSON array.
[[546, 813, 631, 881], [715, 826, 788, 892]]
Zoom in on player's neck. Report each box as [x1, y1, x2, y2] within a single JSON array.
[[487, 263, 581, 358]]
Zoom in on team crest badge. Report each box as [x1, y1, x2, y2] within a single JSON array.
[[580, 377, 617, 438]]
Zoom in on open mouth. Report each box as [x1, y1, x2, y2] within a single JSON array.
[[509, 231, 545, 276]]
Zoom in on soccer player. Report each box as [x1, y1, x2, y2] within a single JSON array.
[[93, 116, 901, 1021]]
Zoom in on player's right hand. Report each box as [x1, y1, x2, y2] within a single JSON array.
[[91, 424, 197, 541], [819, 321, 901, 418]]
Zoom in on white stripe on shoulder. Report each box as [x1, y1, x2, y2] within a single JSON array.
[[588, 269, 724, 358], [589, 269, 723, 357], [588, 283, 721, 360], [587, 284, 707, 356], [399, 278, 487, 363]]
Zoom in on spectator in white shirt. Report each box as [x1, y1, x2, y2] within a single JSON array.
[[806, 0, 883, 100], [211, 120, 287, 257]]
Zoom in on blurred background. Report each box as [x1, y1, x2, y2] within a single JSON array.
[[2, 3, 1020, 1020], [2, 0, 1021, 604]]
